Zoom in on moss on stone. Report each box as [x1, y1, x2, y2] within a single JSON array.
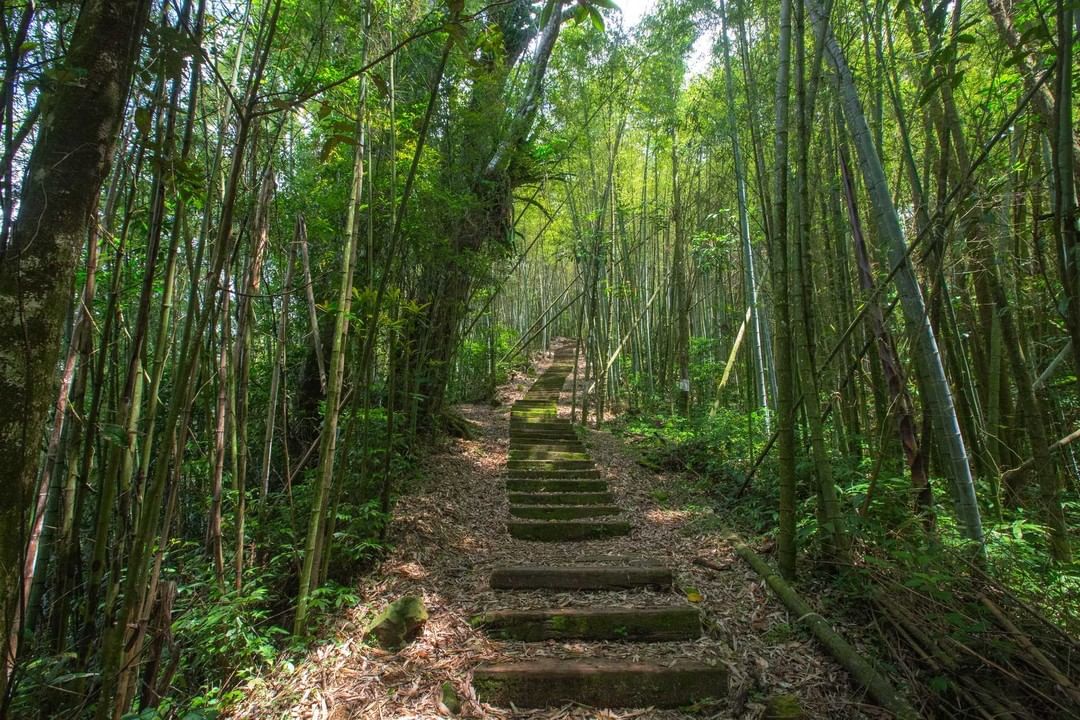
[[440, 682, 461, 714], [364, 595, 428, 649], [764, 694, 806, 719], [509, 505, 619, 520]]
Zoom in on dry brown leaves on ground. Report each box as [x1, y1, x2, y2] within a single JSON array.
[[227, 347, 874, 720]]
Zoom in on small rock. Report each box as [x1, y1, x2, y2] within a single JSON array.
[[365, 596, 428, 649], [764, 693, 806, 719], [439, 681, 462, 715]]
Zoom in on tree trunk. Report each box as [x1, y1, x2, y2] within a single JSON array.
[[0, 0, 150, 691]]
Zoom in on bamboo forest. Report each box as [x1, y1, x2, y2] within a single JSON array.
[[1, 0, 1079, 716]]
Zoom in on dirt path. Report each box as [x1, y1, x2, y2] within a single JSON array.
[[229, 346, 871, 719]]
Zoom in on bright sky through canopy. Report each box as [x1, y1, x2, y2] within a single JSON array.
[[612, 0, 714, 78], [615, 0, 656, 26]]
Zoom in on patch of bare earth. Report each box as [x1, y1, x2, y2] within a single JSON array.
[[227, 348, 874, 719]]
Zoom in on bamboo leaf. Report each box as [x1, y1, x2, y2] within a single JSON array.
[[587, 5, 605, 31]]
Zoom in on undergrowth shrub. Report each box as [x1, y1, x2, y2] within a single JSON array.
[[612, 397, 1079, 634]]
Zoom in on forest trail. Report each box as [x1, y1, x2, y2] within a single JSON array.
[[470, 343, 725, 708], [230, 343, 869, 719]]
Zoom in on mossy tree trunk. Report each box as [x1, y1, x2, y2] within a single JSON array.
[[0, 0, 150, 693]]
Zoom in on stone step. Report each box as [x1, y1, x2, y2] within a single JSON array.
[[509, 447, 588, 456], [510, 425, 570, 431], [510, 436, 583, 444], [505, 478, 606, 493], [506, 459, 594, 471], [470, 606, 702, 642], [507, 438, 579, 445], [508, 519, 630, 541], [508, 450, 590, 461], [509, 434, 581, 443], [509, 440, 587, 449], [511, 412, 559, 420], [509, 424, 575, 434], [509, 505, 620, 520], [508, 492, 615, 505], [490, 564, 672, 590], [472, 659, 726, 708], [509, 419, 573, 427], [510, 434, 578, 443], [506, 468, 601, 479]]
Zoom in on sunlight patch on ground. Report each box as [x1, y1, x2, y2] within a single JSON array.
[[387, 561, 428, 580], [644, 507, 694, 527]]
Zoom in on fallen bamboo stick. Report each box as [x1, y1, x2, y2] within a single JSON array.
[[979, 594, 1080, 706], [731, 545, 921, 720], [1000, 425, 1080, 483]]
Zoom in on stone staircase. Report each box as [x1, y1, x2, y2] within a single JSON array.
[[471, 347, 728, 710]]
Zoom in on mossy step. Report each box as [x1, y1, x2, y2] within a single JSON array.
[[510, 434, 578, 443], [506, 478, 605, 494], [506, 468, 601, 479], [470, 606, 701, 642], [509, 435, 581, 444], [506, 460, 594, 471], [509, 440, 587, 449], [509, 425, 576, 435], [472, 659, 726, 708], [509, 505, 620, 520], [490, 564, 672, 590], [508, 492, 615, 505], [509, 446, 587, 455], [511, 425, 574, 431], [509, 450, 588, 458], [509, 433, 587, 444], [509, 419, 573, 427], [508, 519, 630, 541], [508, 450, 590, 461]]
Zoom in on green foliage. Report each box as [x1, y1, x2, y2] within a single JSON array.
[[449, 322, 522, 403], [170, 564, 288, 696]]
